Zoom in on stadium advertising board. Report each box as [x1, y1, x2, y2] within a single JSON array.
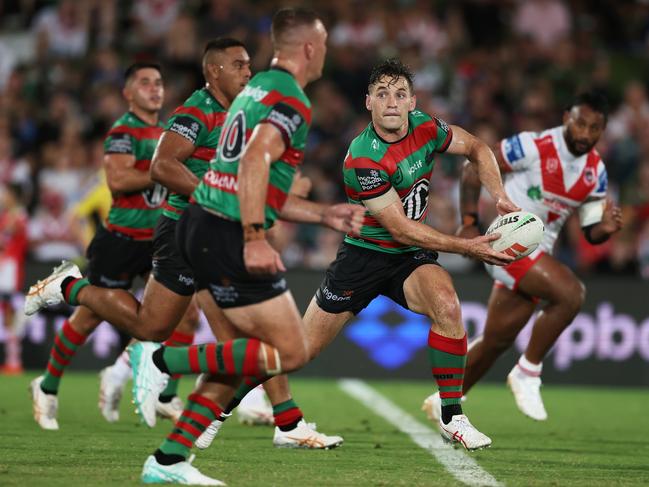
[[3, 266, 649, 386]]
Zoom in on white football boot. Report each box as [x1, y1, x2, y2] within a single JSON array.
[[24, 261, 82, 315], [141, 455, 225, 485], [156, 396, 184, 422], [129, 341, 169, 427], [30, 376, 59, 430], [439, 415, 492, 450], [507, 365, 548, 421], [237, 385, 273, 426], [194, 414, 230, 450], [98, 366, 124, 423], [273, 419, 344, 449]]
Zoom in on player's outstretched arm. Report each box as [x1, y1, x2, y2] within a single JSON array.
[[104, 152, 153, 193], [448, 125, 519, 216], [582, 197, 623, 244], [279, 195, 364, 235], [150, 131, 200, 195], [367, 189, 514, 266]]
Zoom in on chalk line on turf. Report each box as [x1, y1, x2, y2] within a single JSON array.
[[339, 379, 502, 487]]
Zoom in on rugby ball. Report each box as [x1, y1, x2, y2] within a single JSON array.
[[485, 211, 544, 260]]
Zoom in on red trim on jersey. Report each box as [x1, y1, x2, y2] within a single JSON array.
[[535, 135, 600, 202], [104, 223, 154, 240], [162, 200, 182, 215], [191, 147, 216, 161], [172, 106, 227, 130], [266, 184, 289, 212], [107, 126, 162, 141], [351, 236, 406, 249], [279, 147, 304, 167], [260, 90, 312, 124], [498, 141, 514, 173], [502, 250, 545, 291]]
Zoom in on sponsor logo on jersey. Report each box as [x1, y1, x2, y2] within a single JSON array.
[[527, 185, 542, 201], [105, 133, 133, 154], [504, 135, 525, 162], [356, 168, 386, 192], [596, 170, 608, 194], [408, 159, 423, 175], [178, 274, 194, 286], [583, 167, 596, 185], [371, 138, 379, 151], [169, 116, 200, 144], [434, 116, 449, 134], [240, 85, 269, 102], [142, 183, 167, 208], [267, 105, 303, 138], [204, 170, 238, 192]]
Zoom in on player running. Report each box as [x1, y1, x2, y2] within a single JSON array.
[[422, 92, 623, 422], [294, 58, 520, 452], [28, 62, 167, 430], [131, 9, 363, 484]]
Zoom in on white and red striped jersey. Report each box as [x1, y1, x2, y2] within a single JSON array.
[[499, 126, 607, 253]]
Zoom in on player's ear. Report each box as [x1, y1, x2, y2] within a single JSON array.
[[409, 94, 416, 111], [304, 42, 314, 61], [562, 110, 570, 125], [365, 93, 372, 111], [122, 86, 130, 103]]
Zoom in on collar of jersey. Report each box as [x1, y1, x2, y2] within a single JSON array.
[[370, 121, 411, 145], [201, 86, 225, 110], [127, 111, 160, 127]]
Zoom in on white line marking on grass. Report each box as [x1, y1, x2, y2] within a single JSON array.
[[339, 379, 502, 487]]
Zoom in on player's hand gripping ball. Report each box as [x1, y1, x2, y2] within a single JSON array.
[[485, 211, 544, 261]]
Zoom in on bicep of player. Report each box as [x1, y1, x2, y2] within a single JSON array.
[[150, 130, 198, 189]]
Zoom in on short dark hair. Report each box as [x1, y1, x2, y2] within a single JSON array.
[[124, 62, 162, 84], [203, 38, 246, 57], [369, 58, 414, 93], [271, 8, 321, 46], [571, 91, 609, 122]]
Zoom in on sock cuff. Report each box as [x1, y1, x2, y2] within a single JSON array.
[[164, 330, 194, 346], [63, 277, 89, 306], [187, 393, 223, 418], [272, 398, 299, 414], [518, 355, 542, 376], [62, 320, 86, 346], [428, 330, 467, 355]]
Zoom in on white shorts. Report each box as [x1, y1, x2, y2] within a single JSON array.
[[485, 247, 545, 292]]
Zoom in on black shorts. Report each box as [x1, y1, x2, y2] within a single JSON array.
[[177, 203, 287, 308], [315, 242, 440, 315], [152, 215, 194, 296], [86, 225, 153, 289]]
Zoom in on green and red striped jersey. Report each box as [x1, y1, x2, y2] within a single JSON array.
[[162, 88, 227, 220], [192, 68, 311, 228], [343, 110, 452, 254], [104, 112, 166, 240]]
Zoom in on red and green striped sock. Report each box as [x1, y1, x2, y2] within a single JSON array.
[[273, 398, 303, 431], [428, 329, 467, 424], [153, 338, 281, 377], [40, 320, 87, 394], [158, 393, 222, 459], [159, 331, 194, 401], [61, 277, 90, 306]]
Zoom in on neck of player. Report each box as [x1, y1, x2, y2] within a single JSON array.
[[373, 120, 409, 143], [270, 57, 308, 88], [130, 106, 158, 126], [205, 82, 232, 109]]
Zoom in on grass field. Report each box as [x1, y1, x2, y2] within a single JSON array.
[[1, 372, 648, 486]]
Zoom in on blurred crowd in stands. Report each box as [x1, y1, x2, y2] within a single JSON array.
[[1, 0, 649, 278]]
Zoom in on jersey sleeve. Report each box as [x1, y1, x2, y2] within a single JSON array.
[[166, 114, 205, 146], [431, 117, 453, 153], [578, 161, 608, 227], [260, 102, 307, 147], [104, 131, 135, 155], [345, 156, 392, 201], [499, 132, 538, 172], [590, 160, 608, 199]]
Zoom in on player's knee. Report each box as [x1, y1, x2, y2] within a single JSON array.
[[560, 280, 586, 315], [278, 343, 309, 373]]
